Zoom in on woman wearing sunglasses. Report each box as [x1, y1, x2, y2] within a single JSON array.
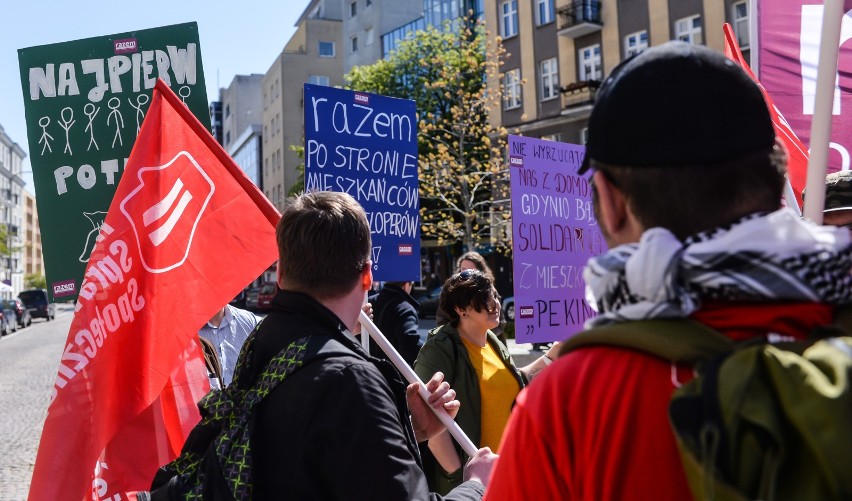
[[414, 269, 560, 494]]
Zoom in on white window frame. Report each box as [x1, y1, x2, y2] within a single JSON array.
[[732, 1, 749, 49], [308, 75, 331, 86], [624, 30, 649, 58], [675, 15, 703, 45], [318, 41, 335, 57], [580, 128, 589, 145], [501, 0, 519, 38], [536, 0, 555, 26], [365, 27, 375, 46], [541, 133, 563, 142], [578, 44, 602, 81], [503, 69, 522, 110], [540, 58, 559, 101]]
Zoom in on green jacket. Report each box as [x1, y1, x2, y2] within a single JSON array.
[[413, 322, 526, 494]]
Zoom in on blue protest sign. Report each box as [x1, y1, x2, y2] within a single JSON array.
[[304, 84, 420, 281]]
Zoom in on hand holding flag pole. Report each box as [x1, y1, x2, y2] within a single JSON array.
[[359, 309, 479, 457]]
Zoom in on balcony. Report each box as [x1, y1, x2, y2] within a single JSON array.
[[557, 0, 602, 38], [561, 80, 600, 115]]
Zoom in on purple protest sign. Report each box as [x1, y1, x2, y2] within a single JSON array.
[[758, 0, 852, 172], [509, 135, 606, 344]]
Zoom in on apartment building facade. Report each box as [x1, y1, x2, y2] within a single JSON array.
[[488, 0, 752, 143], [0, 125, 26, 296], [262, 0, 344, 208], [343, 0, 422, 73], [22, 190, 44, 281]]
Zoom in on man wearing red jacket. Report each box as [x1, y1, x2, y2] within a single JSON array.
[[484, 42, 852, 500]]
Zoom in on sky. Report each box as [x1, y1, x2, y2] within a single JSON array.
[[0, 0, 310, 192]]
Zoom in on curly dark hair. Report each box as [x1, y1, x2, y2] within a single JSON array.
[[439, 270, 500, 326]]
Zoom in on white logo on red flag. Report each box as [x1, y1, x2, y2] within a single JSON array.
[[119, 151, 214, 273]]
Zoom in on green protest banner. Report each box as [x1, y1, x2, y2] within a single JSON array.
[[18, 22, 210, 302]]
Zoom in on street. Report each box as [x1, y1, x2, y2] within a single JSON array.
[[0, 302, 74, 501]]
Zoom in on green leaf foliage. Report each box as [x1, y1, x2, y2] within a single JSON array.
[[346, 18, 512, 254]]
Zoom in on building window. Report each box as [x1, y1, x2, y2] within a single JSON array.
[[503, 68, 522, 110], [675, 15, 703, 44], [540, 58, 559, 101], [351, 35, 359, 53], [581, 128, 589, 144], [578, 44, 602, 81], [501, 1, 519, 38], [225, 131, 230, 145], [541, 133, 563, 142], [732, 1, 749, 48], [308, 75, 331, 86], [536, 0, 555, 26], [350, 1, 357, 17], [365, 27, 375, 46], [318, 41, 335, 57], [366, 0, 372, 5], [225, 104, 230, 118], [624, 30, 649, 58]]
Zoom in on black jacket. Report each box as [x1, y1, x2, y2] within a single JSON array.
[[369, 284, 422, 367], [244, 290, 484, 500]]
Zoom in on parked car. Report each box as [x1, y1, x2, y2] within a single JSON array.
[[18, 289, 56, 321], [245, 287, 260, 311], [9, 298, 31, 328], [502, 296, 515, 321], [256, 282, 277, 312], [0, 302, 16, 335], [417, 287, 443, 319]]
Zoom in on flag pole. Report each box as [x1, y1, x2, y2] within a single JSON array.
[[802, 0, 845, 223], [784, 179, 802, 217], [359, 309, 479, 457]]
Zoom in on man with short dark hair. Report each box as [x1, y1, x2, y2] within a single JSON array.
[[369, 280, 422, 367], [244, 191, 495, 499], [484, 42, 852, 500]]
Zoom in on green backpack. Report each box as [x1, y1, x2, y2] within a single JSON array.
[[559, 310, 852, 501]]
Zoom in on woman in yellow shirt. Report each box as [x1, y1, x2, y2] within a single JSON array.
[[414, 269, 560, 494]]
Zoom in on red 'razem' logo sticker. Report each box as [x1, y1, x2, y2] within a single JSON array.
[[114, 38, 138, 55], [398, 244, 413, 255], [120, 151, 215, 273], [519, 306, 535, 319], [354, 93, 370, 105]]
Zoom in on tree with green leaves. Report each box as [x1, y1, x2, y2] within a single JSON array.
[[25, 273, 47, 289], [346, 18, 512, 253]]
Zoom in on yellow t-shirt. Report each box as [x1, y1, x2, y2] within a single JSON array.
[[460, 337, 521, 452]]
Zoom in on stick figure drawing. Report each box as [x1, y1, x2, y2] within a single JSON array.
[[59, 107, 76, 155], [84, 103, 100, 152], [38, 116, 54, 155], [107, 97, 124, 148], [129, 94, 149, 134]]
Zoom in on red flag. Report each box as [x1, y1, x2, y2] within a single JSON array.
[[28, 79, 280, 501], [723, 22, 809, 207]]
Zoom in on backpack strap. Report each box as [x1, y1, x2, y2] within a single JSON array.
[[197, 336, 224, 389], [557, 318, 736, 364]]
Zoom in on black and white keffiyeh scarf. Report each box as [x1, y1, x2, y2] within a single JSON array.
[[583, 208, 852, 327]]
